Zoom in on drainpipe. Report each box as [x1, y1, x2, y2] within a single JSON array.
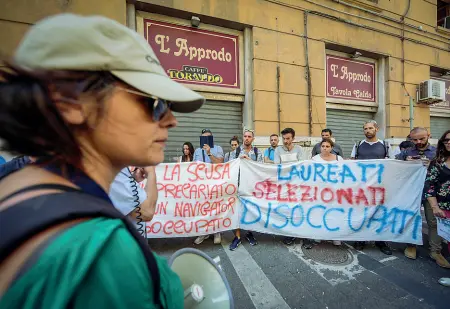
[[277, 66, 281, 134], [304, 11, 313, 136], [409, 96, 414, 131], [126, 2, 136, 31]]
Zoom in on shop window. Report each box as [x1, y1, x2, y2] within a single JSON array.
[[437, 0, 450, 28]]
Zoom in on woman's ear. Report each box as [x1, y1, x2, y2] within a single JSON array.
[[51, 92, 87, 125]]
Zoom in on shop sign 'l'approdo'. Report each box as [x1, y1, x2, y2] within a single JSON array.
[[145, 19, 240, 89], [326, 55, 376, 103]]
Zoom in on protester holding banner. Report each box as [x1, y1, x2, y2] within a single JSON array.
[[228, 129, 262, 250], [0, 13, 206, 308], [311, 138, 344, 246], [351, 120, 392, 255], [193, 128, 224, 245], [312, 138, 344, 163], [224, 136, 240, 163], [424, 130, 450, 281], [177, 142, 194, 163], [264, 134, 279, 164], [396, 127, 449, 267], [273, 128, 313, 247], [311, 129, 344, 158]]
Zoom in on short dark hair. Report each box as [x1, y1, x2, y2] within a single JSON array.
[[281, 127, 295, 137], [320, 138, 335, 148], [270, 134, 279, 138], [399, 141, 414, 149], [321, 128, 332, 135]]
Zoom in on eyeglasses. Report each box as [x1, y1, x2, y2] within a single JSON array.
[[117, 87, 172, 122], [443, 138, 450, 144]]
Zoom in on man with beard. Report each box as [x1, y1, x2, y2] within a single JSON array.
[[397, 127, 450, 268], [351, 120, 392, 255], [229, 129, 262, 250], [264, 134, 279, 164]]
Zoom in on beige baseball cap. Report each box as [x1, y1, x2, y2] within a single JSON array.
[[13, 13, 205, 113]]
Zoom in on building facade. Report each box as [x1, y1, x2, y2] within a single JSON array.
[[1, 0, 449, 160]]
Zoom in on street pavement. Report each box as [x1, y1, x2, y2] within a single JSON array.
[[149, 230, 450, 309]]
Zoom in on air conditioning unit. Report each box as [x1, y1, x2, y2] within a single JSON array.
[[417, 79, 445, 104]]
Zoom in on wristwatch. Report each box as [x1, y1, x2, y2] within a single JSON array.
[[207, 153, 212, 156]]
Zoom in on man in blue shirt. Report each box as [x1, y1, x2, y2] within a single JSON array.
[[193, 129, 224, 245], [397, 127, 449, 268], [264, 134, 279, 164], [193, 129, 224, 164]]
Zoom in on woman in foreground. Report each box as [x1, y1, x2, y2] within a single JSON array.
[[424, 130, 450, 287], [0, 13, 204, 308]]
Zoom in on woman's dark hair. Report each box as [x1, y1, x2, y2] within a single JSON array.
[[0, 62, 118, 167], [320, 138, 335, 148], [229, 136, 240, 145], [181, 142, 194, 162], [432, 129, 450, 165]]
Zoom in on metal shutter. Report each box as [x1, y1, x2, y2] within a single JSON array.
[[165, 100, 242, 162], [430, 116, 449, 140], [326, 109, 375, 158]]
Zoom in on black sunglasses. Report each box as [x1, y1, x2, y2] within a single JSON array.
[[118, 87, 172, 121]]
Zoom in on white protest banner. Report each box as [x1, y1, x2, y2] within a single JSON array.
[[238, 159, 426, 244], [146, 160, 240, 237], [437, 218, 450, 242]]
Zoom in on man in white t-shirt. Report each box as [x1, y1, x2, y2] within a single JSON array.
[[273, 128, 315, 248], [274, 128, 303, 164], [109, 166, 157, 237]]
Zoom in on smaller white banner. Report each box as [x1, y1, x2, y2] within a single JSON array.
[[146, 160, 240, 237], [437, 217, 450, 242]]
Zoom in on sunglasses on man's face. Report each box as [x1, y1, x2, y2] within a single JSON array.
[[117, 87, 172, 122]]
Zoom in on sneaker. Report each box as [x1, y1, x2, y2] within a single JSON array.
[[332, 240, 342, 246], [283, 237, 295, 245], [376, 242, 392, 255], [229, 236, 241, 251], [246, 232, 258, 246], [404, 246, 417, 260], [194, 235, 210, 245], [430, 252, 450, 269], [213, 233, 222, 244]]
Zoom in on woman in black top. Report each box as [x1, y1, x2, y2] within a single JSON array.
[[424, 130, 450, 287]]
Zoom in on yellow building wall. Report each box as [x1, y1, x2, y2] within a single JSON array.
[[0, 0, 126, 61], [135, 0, 449, 139], [1, 0, 449, 139]]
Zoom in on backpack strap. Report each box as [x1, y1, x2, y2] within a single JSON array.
[[383, 140, 390, 158], [354, 140, 362, 159], [0, 189, 162, 307]]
